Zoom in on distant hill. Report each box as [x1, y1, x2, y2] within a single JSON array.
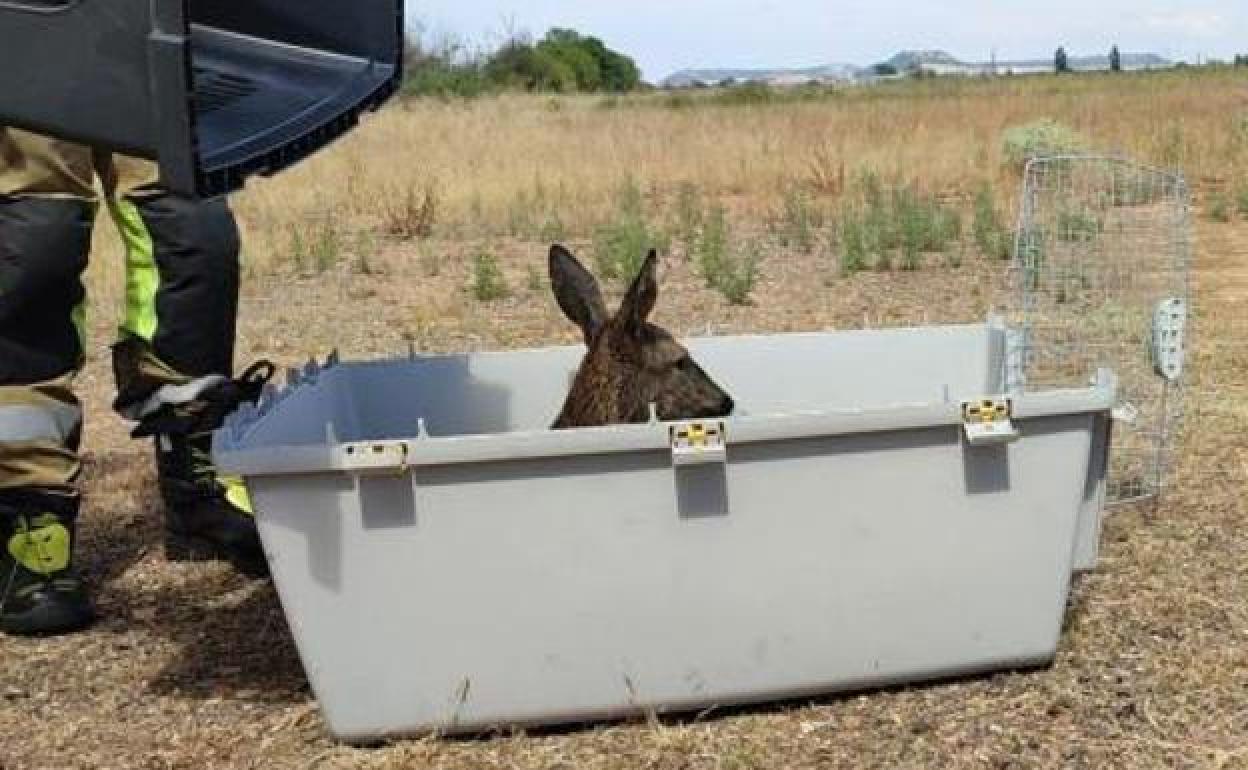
[[661, 49, 1173, 88], [661, 64, 860, 89], [882, 50, 965, 72]]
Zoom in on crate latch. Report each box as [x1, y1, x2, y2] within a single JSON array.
[[670, 421, 727, 466], [1150, 298, 1186, 382], [342, 440, 411, 476], [962, 398, 1020, 446]]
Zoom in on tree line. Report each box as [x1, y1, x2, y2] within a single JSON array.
[[403, 27, 643, 98]]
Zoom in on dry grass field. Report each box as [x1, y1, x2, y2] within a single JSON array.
[[2, 68, 1247, 769]]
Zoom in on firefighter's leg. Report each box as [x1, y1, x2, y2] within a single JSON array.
[[102, 156, 271, 578], [0, 128, 97, 635]]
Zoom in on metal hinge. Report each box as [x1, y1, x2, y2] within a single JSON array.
[[1151, 298, 1187, 382], [670, 421, 728, 466], [962, 398, 1020, 446]]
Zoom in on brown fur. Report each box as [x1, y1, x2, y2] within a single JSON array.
[[548, 244, 734, 429]]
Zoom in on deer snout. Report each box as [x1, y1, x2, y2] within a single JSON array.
[[719, 394, 735, 416]]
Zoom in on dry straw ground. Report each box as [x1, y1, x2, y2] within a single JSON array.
[[2, 69, 1247, 769]]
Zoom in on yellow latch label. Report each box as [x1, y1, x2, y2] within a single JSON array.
[[964, 399, 1012, 424]]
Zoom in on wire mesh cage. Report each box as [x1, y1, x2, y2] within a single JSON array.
[[1007, 154, 1191, 504]]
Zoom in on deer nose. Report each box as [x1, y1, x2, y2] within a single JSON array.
[[720, 395, 735, 415]]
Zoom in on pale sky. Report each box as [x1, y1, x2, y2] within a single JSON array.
[[406, 1, 1248, 82]]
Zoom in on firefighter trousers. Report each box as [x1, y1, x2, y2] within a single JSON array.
[[0, 127, 241, 501]]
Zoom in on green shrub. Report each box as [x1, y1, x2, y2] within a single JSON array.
[[382, 183, 438, 240], [714, 240, 762, 305], [1207, 192, 1232, 223], [471, 252, 509, 301], [402, 56, 492, 100], [686, 204, 760, 304], [696, 204, 730, 286], [593, 177, 669, 281], [711, 82, 777, 107], [858, 169, 886, 212], [662, 92, 697, 110], [862, 195, 898, 255], [1002, 119, 1085, 168], [1056, 207, 1103, 242], [774, 185, 822, 253], [1236, 184, 1248, 218], [289, 218, 343, 274], [1235, 113, 1248, 150], [889, 186, 962, 268], [671, 182, 705, 259], [837, 211, 869, 275], [973, 184, 1013, 260], [897, 193, 926, 271]]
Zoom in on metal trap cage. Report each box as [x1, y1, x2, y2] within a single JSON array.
[[1007, 154, 1191, 504]]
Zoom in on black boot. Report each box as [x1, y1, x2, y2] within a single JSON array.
[[0, 494, 94, 637], [129, 360, 277, 579], [154, 432, 269, 578]]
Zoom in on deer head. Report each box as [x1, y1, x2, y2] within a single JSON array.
[[548, 244, 735, 429]]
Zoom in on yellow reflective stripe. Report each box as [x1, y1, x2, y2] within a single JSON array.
[[108, 199, 159, 343], [7, 515, 71, 576], [220, 475, 254, 516]]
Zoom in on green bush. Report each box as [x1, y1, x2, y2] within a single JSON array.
[[837, 212, 869, 275], [714, 240, 762, 305], [696, 204, 730, 286], [471, 252, 509, 301], [403, 27, 641, 99], [1056, 207, 1103, 242], [289, 218, 343, 274], [1207, 192, 1232, 223], [774, 185, 822, 253], [973, 184, 1013, 260], [382, 183, 438, 240], [1236, 184, 1248, 218], [593, 178, 668, 281], [860, 199, 894, 257], [671, 182, 705, 259], [661, 92, 697, 110], [1002, 119, 1085, 168], [897, 194, 926, 270], [403, 57, 492, 100], [711, 82, 778, 107]]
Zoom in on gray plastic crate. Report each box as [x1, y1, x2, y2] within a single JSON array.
[[215, 318, 1116, 742]]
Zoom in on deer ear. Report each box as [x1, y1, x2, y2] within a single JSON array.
[[549, 244, 607, 346], [618, 249, 658, 335]]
